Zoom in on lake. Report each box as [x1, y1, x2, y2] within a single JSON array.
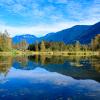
[[0, 55, 100, 100]]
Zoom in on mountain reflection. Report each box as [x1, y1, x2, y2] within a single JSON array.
[[0, 55, 100, 82], [0, 67, 100, 100]]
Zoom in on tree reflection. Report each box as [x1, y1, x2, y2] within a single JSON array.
[[0, 55, 99, 80], [69, 56, 84, 67], [0, 56, 12, 76], [28, 55, 100, 73], [14, 56, 28, 67], [35, 55, 39, 63], [28, 55, 85, 66], [90, 56, 100, 72], [28, 55, 65, 65], [40, 55, 46, 65]]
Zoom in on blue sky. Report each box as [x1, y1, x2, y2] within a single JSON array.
[[0, 0, 100, 37]]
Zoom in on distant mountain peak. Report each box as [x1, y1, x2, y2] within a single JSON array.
[[12, 22, 100, 44], [13, 34, 37, 44]]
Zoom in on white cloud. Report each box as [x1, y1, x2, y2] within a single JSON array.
[[11, 4, 26, 13], [0, 21, 78, 37], [0, 19, 99, 37], [48, 0, 68, 4], [0, 0, 99, 37]]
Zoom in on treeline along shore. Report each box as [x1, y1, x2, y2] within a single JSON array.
[[0, 30, 100, 56]]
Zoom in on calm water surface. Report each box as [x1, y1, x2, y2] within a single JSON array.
[[0, 55, 100, 100]]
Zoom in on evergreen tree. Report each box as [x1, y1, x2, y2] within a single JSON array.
[[35, 41, 39, 51], [19, 39, 28, 51], [40, 41, 45, 52], [75, 41, 81, 51], [0, 30, 12, 51]]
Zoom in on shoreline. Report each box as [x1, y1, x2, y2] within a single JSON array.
[[0, 51, 99, 56]]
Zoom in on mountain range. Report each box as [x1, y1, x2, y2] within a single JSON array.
[[12, 34, 37, 44], [12, 22, 100, 44]]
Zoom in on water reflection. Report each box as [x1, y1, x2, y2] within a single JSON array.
[[0, 56, 12, 76], [13, 56, 28, 67], [0, 67, 100, 100], [0, 55, 100, 81], [34, 55, 100, 82], [90, 56, 100, 72], [0, 55, 100, 100], [28, 55, 100, 72]]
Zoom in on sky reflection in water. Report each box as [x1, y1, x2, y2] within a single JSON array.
[[0, 56, 100, 100]]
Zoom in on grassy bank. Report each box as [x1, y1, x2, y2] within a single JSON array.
[[0, 50, 99, 56]]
